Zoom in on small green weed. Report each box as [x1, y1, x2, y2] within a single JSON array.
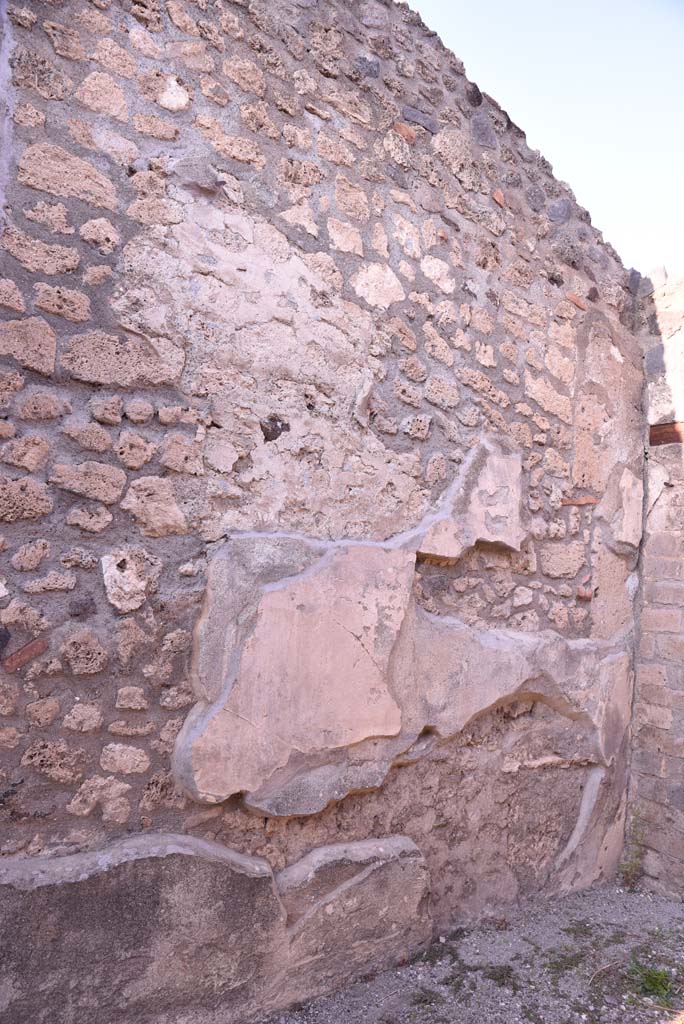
[[627, 959, 673, 1003], [546, 947, 585, 977], [619, 809, 646, 890], [481, 964, 520, 992], [562, 919, 593, 940], [410, 986, 445, 1007], [418, 943, 454, 966]]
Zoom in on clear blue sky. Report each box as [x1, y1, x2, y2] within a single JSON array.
[[414, 0, 684, 276]]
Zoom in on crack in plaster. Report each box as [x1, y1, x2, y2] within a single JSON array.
[[207, 438, 507, 556]]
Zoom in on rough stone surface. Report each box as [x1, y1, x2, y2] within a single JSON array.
[[60, 331, 184, 386], [0, 0, 649, 1018], [120, 476, 188, 536], [17, 143, 118, 209], [0, 477, 53, 521], [0, 832, 430, 1024], [0, 317, 57, 374], [49, 461, 127, 504], [1, 224, 80, 274], [101, 546, 162, 612], [352, 263, 406, 308]]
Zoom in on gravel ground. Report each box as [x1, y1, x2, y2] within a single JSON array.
[[264, 887, 684, 1024]]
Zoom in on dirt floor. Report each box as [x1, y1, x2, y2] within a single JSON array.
[[265, 887, 684, 1024]]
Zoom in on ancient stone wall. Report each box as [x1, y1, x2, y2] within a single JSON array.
[[631, 277, 684, 891], [0, 0, 645, 1018]]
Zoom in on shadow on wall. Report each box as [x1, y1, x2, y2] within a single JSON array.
[[629, 268, 684, 893]]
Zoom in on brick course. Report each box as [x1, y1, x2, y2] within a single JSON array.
[[631, 281, 684, 892]]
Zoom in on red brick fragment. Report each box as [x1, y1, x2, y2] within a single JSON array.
[[492, 189, 505, 208], [650, 422, 684, 447], [2, 636, 49, 673], [561, 494, 598, 506], [566, 292, 587, 311], [393, 122, 416, 145]]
